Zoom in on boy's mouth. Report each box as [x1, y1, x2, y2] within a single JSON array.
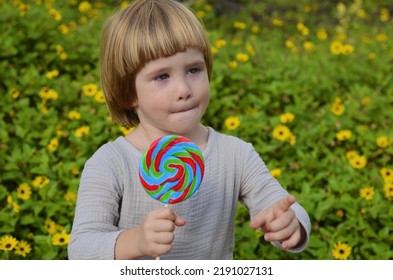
[[173, 105, 197, 114]]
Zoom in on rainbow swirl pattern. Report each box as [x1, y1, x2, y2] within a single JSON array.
[[139, 135, 204, 204]]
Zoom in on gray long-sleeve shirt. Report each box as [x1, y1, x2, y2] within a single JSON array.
[[68, 127, 311, 259]]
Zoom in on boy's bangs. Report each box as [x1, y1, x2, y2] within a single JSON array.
[[126, 3, 210, 72]]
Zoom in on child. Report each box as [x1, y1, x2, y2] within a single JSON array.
[[68, 0, 311, 260]]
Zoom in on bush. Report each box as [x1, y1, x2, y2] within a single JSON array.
[[1, 0, 392, 260]]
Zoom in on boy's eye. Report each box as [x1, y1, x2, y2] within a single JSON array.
[[188, 67, 201, 74], [154, 73, 169, 81]]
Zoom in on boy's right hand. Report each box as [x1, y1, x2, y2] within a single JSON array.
[[137, 207, 186, 258]]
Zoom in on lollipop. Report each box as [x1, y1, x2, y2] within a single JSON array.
[[139, 135, 204, 205]]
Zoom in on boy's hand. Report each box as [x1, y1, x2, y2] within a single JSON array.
[[250, 195, 304, 249], [137, 207, 186, 258]]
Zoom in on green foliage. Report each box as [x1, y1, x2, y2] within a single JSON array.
[[1, 0, 392, 260]]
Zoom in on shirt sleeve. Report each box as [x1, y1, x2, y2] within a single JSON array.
[[68, 145, 125, 260], [239, 143, 311, 253]]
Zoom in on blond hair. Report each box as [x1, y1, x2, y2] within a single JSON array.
[[100, 0, 213, 127]]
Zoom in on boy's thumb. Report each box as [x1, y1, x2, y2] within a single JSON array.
[[174, 215, 187, 227]]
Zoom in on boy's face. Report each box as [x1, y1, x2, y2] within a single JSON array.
[[134, 48, 210, 136]]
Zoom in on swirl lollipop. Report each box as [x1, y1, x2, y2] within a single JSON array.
[[139, 135, 204, 205]]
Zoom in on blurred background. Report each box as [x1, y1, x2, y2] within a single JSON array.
[[0, 0, 392, 259]]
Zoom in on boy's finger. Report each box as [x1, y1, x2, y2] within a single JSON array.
[[249, 211, 267, 229], [275, 195, 296, 213], [152, 207, 177, 221], [174, 215, 187, 227]]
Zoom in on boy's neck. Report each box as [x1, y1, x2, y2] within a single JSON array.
[[125, 124, 208, 152]]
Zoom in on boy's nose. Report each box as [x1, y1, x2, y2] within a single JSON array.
[[176, 78, 191, 100]]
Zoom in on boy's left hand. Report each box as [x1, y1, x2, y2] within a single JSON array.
[[250, 195, 305, 249]]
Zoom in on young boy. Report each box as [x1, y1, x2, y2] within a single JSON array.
[[68, 0, 311, 260]]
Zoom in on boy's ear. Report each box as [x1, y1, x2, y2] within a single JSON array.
[[130, 99, 138, 108]]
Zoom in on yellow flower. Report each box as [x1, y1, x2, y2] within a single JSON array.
[[12, 202, 20, 213], [342, 44, 354, 55], [32, 175, 50, 188], [224, 116, 240, 130], [360, 186, 374, 201], [17, 183, 32, 200], [120, 1, 129, 9], [376, 136, 390, 148], [368, 52, 376, 60], [336, 130, 351, 141], [331, 242, 352, 260], [228, 61, 238, 69], [39, 87, 58, 100], [48, 90, 58, 100], [336, 209, 344, 218], [46, 69, 59, 79], [215, 39, 226, 48], [120, 126, 135, 135], [55, 44, 64, 54], [287, 132, 296, 145], [64, 192, 77, 204], [330, 102, 345, 115], [337, 2, 346, 16], [251, 25, 260, 33], [280, 112, 295, 123], [349, 154, 367, 169], [14, 240, 32, 257], [10, 89, 20, 99], [68, 111, 81, 120], [70, 167, 80, 176], [380, 168, 393, 182], [357, 9, 367, 19], [236, 53, 249, 63], [7, 195, 13, 205], [234, 21, 246, 30], [303, 41, 314, 51], [52, 230, 70, 246], [78, 1, 92, 13], [196, 10, 206, 19], [75, 126, 90, 138], [330, 97, 345, 116], [246, 44, 256, 56], [296, 22, 309, 36], [271, 19, 284, 27], [0, 235, 18, 251], [384, 183, 393, 200], [57, 129, 67, 137], [330, 41, 343, 55], [59, 51, 68, 60], [45, 219, 58, 235], [285, 39, 297, 52], [380, 8, 390, 22], [317, 28, 328, 40], [375, 33, 388, 42], [94, 90, 106, 103], [272, 125, 291, 142], [47, 137, 59, 152], [346, 150, 358, 160], [58, 24, 71, 35], [270, 168, 282, 179], [48, 8, 62, 21], [87, 9, 99, 19], [82, 83, 98, 96]]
